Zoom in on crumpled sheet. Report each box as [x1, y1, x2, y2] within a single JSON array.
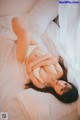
[[0, 39, 30, 119], [0, 0, 80, 119]]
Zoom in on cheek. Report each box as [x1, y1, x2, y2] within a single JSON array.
[[54, 87, 63, 95], [54, 84, 63, 94], [54, 85, 60, 93]]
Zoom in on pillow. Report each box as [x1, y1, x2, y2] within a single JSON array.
[[42, 21, 59, 57], [0, 0, 37, 15], [17, 89, 78, 120], [26, 0, 58, 35], [0, 0, 37, 40]]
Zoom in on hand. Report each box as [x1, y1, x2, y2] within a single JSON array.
[[26, 65, 46, 89], [31, 58, 58, 80], [25, 53, 52, 73], [26, 54, 63, 88]]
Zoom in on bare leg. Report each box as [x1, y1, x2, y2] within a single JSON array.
[[12, 17, 37, 44], [12, 17, 30, 62], [12, 18, 28, 37]]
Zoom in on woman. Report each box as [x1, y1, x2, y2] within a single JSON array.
[[12, 17, 79, 104]]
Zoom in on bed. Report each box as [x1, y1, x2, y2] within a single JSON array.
[[0, 0, 80, 120]]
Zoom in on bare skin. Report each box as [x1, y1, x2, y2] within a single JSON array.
[[12, 17, 72, 95]]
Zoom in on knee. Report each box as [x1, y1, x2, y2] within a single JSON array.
[[12, 17, 19, 26]]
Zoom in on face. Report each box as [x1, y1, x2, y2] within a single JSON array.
[[53, 80, 72, 95]]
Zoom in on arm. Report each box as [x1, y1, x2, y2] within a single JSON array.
[[30, 56, 63, 79], [25, 54, 52, 74], [28, 71, 46, 89], [29, 57, 63, 83], [26, 56, 58, 86], [31, 58, 58, 80], [43, 59, 63, 79], [26, 55, 54, 88]]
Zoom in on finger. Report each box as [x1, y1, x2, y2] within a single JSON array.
[[30, 54, 52, 68], [32, 59, 53, 70]]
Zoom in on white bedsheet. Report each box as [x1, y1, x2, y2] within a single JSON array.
[[0, 0, 80, 120], [0, 39, 31, 120]]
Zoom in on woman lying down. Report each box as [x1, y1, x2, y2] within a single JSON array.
[[12, 17, 79, 104]]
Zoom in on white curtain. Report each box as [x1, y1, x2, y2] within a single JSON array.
[[54, 0, 80, 95]]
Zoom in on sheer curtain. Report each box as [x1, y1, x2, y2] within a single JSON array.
[[54, 1, 80, 95]]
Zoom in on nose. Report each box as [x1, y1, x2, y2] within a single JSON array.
[[59, 81, 67, 87]]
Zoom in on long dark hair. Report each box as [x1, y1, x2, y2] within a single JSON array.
[[25, 57, 79, 104]]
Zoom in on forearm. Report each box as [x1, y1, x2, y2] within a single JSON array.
[[32, 59, 52, 70], [30, 57, 63, 80], [28, 71, 45, 89], [25, 55, 51, 75], [29, 54, 52, 68]]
